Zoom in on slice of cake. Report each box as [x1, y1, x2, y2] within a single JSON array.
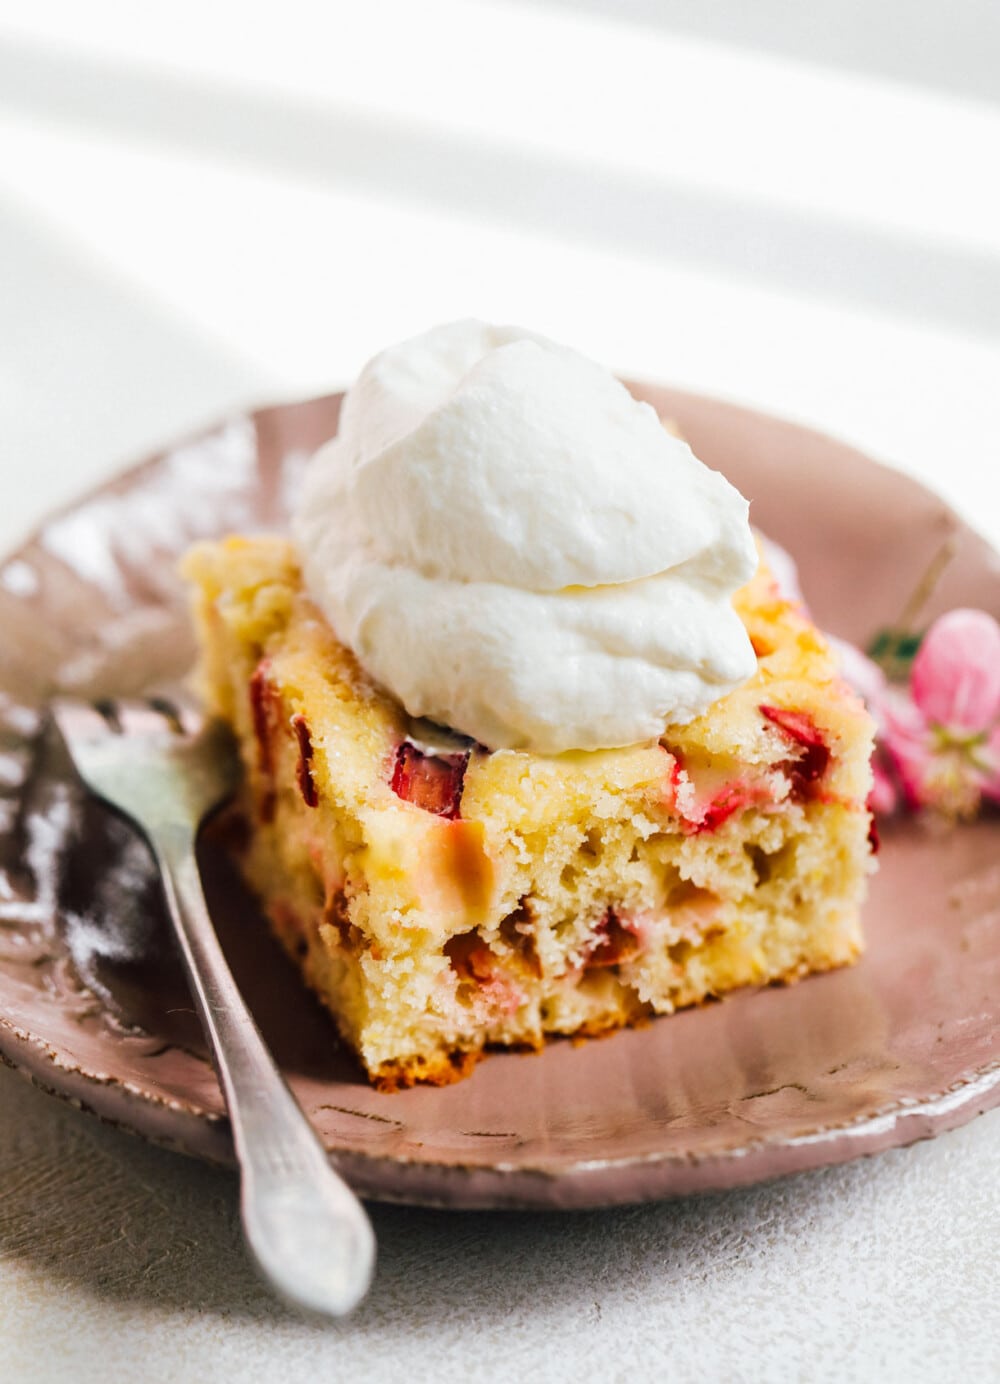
[[183, 321, 876, 1089], [182, 533, 875, 1090]]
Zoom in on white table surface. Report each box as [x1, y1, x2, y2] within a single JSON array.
[[1, 4, 999, 1380]]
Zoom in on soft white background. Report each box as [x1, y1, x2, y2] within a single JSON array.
[[1, 3, 998, 1380]]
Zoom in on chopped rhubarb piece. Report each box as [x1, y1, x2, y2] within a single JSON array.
[[760, 704, 830, 796], [759, 704, 824, 753], [249, 658, 278, 775], [445, 931, 525, 1017], [248, 658, 280, 821], [584, 908, 641, 968], [445, 931, 495, 982], [669, 747, 765, 834], [664, 753, 684, 809], [291, 713, 319, 808], [390, 742, 469, 818], [695, 782, 758, 834]]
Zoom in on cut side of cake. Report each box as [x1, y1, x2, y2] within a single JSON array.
[[183, 536, 876, 1090]]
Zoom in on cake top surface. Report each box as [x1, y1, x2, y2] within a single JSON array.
[[292, 320, 758, 754]]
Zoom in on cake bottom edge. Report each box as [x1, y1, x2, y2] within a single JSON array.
[[257, 881, 864, 1092]]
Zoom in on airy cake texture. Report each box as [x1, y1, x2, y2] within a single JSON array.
[[182, 535, 875, 1090]]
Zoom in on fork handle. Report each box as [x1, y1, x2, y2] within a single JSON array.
[[151, 825, 375, 1316]]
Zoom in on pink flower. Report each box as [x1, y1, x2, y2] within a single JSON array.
[[910, 609, 1000, 733], [882, 609, 1000, 817]]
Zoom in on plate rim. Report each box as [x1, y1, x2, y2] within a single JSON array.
[[4, 1011, 997, 1209]]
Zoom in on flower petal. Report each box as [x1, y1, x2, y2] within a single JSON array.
[[882, 687, 927, 740], [880, 690, 929, 808], [869, 758, 898, 815], [911, 608, 1000, 731]]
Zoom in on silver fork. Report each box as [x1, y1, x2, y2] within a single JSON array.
[[50, 695, 376, 1317]]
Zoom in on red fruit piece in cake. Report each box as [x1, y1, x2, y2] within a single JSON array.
[[695, 782, 760, 833], [248, 658, 283, 821], [291, 713, 319, 807], [390, 742, 470, 818], [583, 908, 643, 968], [670, 749, 769, 834], [446, 932, 525, 1017], [759, 704, 830, 796], [249, 658, 280, 775]]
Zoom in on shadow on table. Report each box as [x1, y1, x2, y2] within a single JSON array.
[[521, 0, 1000, 108], [0, 32, 998, 343]]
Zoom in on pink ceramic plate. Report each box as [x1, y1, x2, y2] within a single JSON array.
[[1, 387, 998, 1209]]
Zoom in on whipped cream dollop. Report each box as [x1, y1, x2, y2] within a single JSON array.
[[292, 320, 758, 754]]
